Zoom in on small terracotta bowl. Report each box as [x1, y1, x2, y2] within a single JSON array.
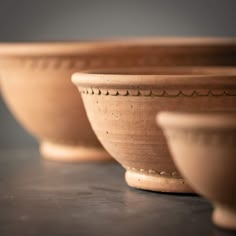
[[1, 38, 236, 162], [157, 112, 236, 230], [72, 67, 236, 192]]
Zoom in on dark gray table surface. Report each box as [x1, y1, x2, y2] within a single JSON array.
[[0, 149, 235, 236]]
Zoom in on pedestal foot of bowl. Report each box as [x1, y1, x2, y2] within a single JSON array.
[[125, 170, 193, 193], [213, 204, 236, 231], [40, 141, 112, 162]]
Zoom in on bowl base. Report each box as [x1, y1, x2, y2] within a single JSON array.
[[40, 141, 112, 162], [125, 170, 193, 193], [213, 204, 236, 231]]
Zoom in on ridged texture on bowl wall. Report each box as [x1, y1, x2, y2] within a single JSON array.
[[78, 84, 236, 191]]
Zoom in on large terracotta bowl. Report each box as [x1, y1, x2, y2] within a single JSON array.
[[158, 112, 236, 230], [1, 38, 236, 162], [72, 67, 236, 192]]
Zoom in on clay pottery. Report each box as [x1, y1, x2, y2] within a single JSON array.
[[157, 112, 236, 230], [1, 38, 236, 162], [72, 67, 236, 192]]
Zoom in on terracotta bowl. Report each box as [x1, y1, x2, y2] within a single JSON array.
[[1, 38, 236, 162], [157, 112, 236, 230], [72, 67, 236, 192]]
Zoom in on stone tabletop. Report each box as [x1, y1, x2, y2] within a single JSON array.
[[0, 149, 234, 236]]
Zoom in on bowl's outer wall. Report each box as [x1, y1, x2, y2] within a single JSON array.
[[80, 90, 236, 175], [1, 43, 236, 148], [163, 126, 236, 206], [0, 67, 101, 147]]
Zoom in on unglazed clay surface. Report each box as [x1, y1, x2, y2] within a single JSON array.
[[158, 112, 236, 230], [1, 38, 236, 162], [72, 67, 236, 192]]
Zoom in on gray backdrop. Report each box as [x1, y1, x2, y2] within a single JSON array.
[[1, 0, 236, 148]]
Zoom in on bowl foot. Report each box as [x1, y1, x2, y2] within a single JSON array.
[[213, 204, 236, 231], [125, 170, 193, 193], [40, 141, 112, 162]]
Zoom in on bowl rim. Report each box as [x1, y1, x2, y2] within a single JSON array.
[[1, 37, 236, 56], [72, 66, 236, 90], [157, 112, 236, 130]]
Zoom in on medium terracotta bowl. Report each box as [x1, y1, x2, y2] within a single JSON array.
[[1, 38, 236, 162], [72, 67, 236, 192], [157, 112, 236, 230]]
